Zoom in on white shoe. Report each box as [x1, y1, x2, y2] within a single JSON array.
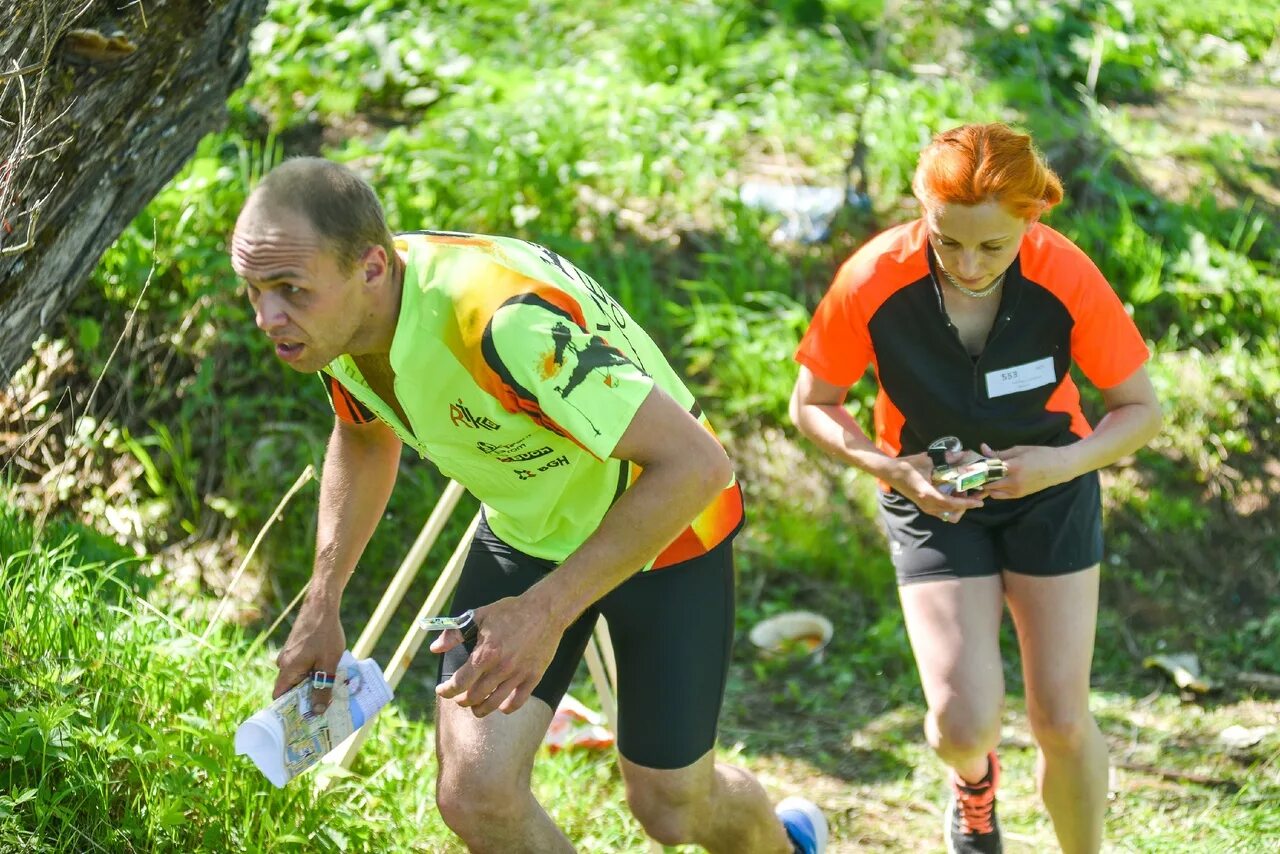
[[776, 795, 828, 854]]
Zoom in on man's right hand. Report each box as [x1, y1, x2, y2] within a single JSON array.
[[273, 599, 346, 714]]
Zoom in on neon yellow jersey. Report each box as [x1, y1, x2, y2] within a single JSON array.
[[321, 231, 743, 567]]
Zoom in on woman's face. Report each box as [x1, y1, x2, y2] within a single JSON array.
[[925, 200, 1032, 292]]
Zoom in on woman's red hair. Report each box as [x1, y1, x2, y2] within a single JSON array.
[[912, 123, 1063, 220]]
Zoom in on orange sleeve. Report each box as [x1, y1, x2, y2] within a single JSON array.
[[1067, 255, 1150, 388], [794, 258, 875, 387], [322, 374, 376, 424]]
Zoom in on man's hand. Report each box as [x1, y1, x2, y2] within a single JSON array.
[[273, 600, 346, 714], [888, 450, 985, 523], [431, 594, 564, 718], [973, 442, 1074, 499]]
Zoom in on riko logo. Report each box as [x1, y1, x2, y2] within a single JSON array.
[[449, 399, 500, 431]]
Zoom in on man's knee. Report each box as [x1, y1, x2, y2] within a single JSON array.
[[625, 771, 709, 846], [435, 767, 529, 839], [928, 699, 1003, 759]]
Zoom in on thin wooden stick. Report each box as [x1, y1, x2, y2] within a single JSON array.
[[594, 617, 619, 689], [204, 464, 314, 639], [350, 480, 466, 659], [326, 511, 480, 771], [383, 511, 482, 688], [583, 633, 618, 733], [1114, 760, 1242, 792]]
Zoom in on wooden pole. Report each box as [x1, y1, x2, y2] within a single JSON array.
[[350, 480, 467, 659], [325, 510, 479, 771]]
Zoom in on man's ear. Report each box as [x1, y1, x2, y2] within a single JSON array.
[[361, 244, 389, 286]]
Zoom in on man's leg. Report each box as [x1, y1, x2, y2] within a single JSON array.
[[898, 576, 1007, 783], [619, 750, 792, 853], [598, 540, 803, 854], [434, 696, 572, 854], [433, 517, 598, 852], [1004, 567, 1107, 854]]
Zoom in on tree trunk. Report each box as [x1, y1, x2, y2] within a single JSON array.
[[0, 0, 268, 383]]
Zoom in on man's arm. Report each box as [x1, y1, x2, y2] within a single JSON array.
[[433, 384, 730, 717], [272, 416, 401, 712]]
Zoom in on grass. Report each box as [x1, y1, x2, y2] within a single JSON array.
[[3, 503, 1277, 852], [2, 0, 1279, 850]]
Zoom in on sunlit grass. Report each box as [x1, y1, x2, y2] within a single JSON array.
[[5, 0, 1279, 851]]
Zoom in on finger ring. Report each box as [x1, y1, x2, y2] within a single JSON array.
[[311, 671, 335, 689], [941, 512, 952, 521]]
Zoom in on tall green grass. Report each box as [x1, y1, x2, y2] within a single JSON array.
[[0, 503, 646, 852]]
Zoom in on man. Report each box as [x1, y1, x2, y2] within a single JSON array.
[[230, 157, 827, 854]]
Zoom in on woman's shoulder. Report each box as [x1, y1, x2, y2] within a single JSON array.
[[1020, 223, 1099, 279], [834, 219, 931, 295]]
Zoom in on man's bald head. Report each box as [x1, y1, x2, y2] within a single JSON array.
[[241, 157, 395, 273]]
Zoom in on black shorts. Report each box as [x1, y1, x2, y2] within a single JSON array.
[[879, 471, 1104, 585], [438, 516, 736, 770]]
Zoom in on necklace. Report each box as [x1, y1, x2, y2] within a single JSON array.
[[940, 266, 1005, 299]]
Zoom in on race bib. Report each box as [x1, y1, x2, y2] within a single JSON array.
[[985, 356, 1056, 398]]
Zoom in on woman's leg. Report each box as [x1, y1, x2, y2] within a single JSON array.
[[1004, 566, 1106, 854], [898, 575, 1006, 783]]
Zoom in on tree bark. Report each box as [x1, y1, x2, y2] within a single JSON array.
[[0, 0, 268, 384]]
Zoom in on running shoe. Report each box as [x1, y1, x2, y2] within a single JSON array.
[[944, 751, 1002, 854], [776, 795, 828, 854]]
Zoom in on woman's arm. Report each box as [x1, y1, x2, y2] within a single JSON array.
[[979, 365, 1162, 499], [789, 366, 984, 519]]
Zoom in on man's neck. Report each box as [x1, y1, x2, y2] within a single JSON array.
[[350, 252, 405, 360]]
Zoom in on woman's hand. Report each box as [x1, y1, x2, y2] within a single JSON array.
[[888, 451, 985, 523], [975, 442, 1076, 499]]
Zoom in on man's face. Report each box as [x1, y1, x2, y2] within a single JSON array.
[[230, 203, 367, 373]]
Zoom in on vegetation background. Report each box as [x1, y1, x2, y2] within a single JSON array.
[[2, 0, 1278, 851]]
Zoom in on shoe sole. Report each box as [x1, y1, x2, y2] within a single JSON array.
[[776, 795, 829, 853]]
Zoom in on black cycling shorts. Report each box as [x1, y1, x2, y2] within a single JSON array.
[[437, 515, 736, 770], [880, 470, 1104, 585]]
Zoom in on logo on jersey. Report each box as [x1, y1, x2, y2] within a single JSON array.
[[548, 321, 633, 399], [511, 454, 570, 480], [449, 398, 500, 431], [498, 446, 554, 463]]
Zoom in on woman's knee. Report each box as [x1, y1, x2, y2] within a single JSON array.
[[1028, 705, 1096, 754], [927, 699, 1003, 759]]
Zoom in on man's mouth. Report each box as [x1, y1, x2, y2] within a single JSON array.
[[275, 341, 305, 361]]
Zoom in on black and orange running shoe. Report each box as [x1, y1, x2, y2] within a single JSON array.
[[945, 751, 1002, 854]]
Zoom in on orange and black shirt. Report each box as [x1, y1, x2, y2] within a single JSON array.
[[795, 219, 1149, 461]]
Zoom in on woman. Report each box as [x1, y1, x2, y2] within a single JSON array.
[[789, 123, 1161, 854]]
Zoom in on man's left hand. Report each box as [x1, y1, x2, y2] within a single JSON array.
[[431, 594, 563, 717], [973, 442, 1075, 499]]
